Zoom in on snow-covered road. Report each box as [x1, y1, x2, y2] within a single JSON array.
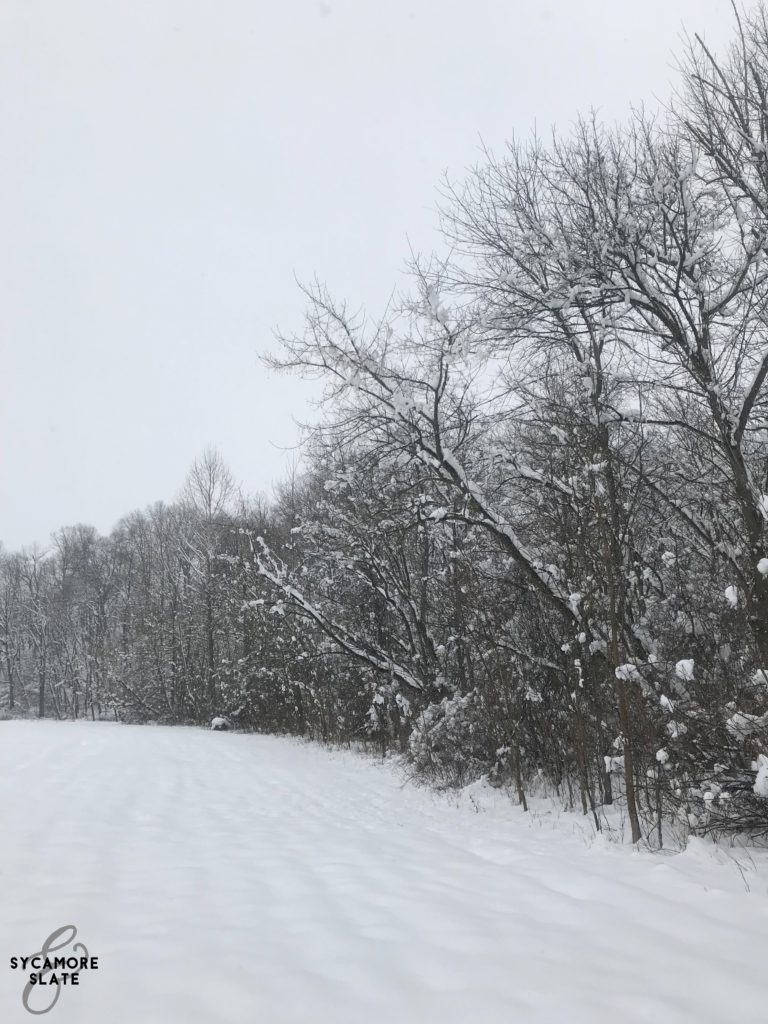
[[1, 721, 766, 1024]]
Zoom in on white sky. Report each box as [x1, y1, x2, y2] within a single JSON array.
[[0, 0, 735, 550]]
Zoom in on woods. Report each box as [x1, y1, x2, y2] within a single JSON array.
[[4, 8, 768, 843]]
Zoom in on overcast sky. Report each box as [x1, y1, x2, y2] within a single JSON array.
[[0, 0, 736, 550]]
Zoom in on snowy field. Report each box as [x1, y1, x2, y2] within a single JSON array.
[[1, 721, 767, 1024]]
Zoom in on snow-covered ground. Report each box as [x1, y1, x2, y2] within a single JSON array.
[[1, 721, 767, 1024]]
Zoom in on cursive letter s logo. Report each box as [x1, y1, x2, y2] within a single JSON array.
[[22, 926, 88, 1016]]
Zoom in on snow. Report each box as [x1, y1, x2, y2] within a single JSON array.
[[603, 754, 625, 774], [615, 663, 641, 683], [666, 719, 688, 739], [726, 710, 768, 741], [754, 755, 768, 799], [675, 658, 695, 681], [2, 721, 768, 1024]]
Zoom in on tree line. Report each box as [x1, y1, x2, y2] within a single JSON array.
[[4, 8, 768, 841]]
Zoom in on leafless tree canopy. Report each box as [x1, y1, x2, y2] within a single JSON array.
[[5, 8, 768, 842]]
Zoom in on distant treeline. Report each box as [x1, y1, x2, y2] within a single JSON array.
[[5, 9, 768, 842]]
